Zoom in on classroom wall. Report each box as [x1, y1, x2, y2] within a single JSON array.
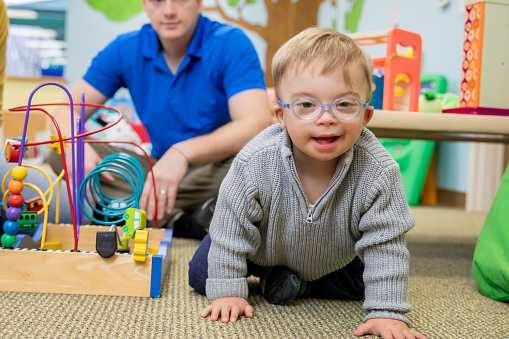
[[65, 0, 471, 194]]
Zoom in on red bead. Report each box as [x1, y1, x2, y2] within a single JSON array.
[[7, 194, 24, 207]]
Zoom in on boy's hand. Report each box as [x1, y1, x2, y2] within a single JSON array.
[[353, 318, 427, 339], [201, 297, 253, 323]]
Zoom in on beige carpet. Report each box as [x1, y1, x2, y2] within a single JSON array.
[[1, 206, 508, 338]]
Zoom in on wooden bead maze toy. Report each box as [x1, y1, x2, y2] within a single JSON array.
[[0, 82, 172, 298]]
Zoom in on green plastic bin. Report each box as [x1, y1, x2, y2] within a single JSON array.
[[379, 138, 436, 206]]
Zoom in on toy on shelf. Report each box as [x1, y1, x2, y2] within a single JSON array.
[[349, 27, 422, 112], [460, 0, 509, 109], [0, 82, 172, 298]]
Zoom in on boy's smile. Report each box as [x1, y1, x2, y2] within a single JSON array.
[[313, 135, 339, 149], [274, 62, 373, 166]]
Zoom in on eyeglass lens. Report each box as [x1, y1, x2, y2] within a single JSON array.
[[293, 98, 361, 119]]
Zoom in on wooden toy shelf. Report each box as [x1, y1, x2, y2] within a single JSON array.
[[0, 225, 173, 298], [368, 110, 509, 143]]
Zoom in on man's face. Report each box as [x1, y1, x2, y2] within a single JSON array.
[[143, 0, 202, 44]]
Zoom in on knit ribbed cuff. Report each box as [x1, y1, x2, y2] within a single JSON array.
[[206, 278, 248, 301]]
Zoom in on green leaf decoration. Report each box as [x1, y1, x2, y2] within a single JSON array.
[[344, 0, 365, 33], [86, 0, 143, 22]]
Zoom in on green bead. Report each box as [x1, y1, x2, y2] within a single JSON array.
[[1, 233, 17, 248]]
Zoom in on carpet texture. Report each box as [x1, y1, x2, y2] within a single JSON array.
[[0, 206, 508, 338]]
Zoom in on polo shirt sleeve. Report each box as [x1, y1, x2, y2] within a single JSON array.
[[216, 29, 266, 99], [83, 37, 127, 98]]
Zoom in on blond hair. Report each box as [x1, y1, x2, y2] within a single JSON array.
[[271, 26, 373, 102]]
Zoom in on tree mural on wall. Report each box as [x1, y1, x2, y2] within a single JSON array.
[[204, 0, 335, 87], [85, 0, 143, 21]]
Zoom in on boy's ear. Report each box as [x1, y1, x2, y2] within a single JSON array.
[[273, 104, 286, 128], [362, 106, 374, 127]]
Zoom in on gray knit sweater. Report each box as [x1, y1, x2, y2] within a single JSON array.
[[206, 124, 415, 325]]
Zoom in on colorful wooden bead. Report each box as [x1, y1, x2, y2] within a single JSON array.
[[7, 194, 24, 208], [1, 233, 17, 248], [7, 180, 24, 194], [6, 207, 22, 221], [3, 220, 19, 234], [11, 166, 28, 181], [4, 141, 20, 163]]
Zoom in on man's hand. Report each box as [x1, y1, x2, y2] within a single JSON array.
[[139, 147, 188, 221], [61, 143, 114, 206], [201, 297, 253, 323], [63, 143, 114, 186], [354, 318, 427, 339]]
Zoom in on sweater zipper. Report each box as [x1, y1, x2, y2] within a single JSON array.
[[306, 207, 314, 223], [287, 155, 315, 223]]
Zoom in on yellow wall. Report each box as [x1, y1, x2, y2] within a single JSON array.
[[2, 76, 67, 145]]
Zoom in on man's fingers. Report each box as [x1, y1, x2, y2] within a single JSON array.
[[157, 190, 167, 220], [139, 177, 153, 212], [165, 184, 177, 214], [100, 171, 115, 182]]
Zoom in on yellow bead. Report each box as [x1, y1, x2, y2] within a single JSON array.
[[11, 166, 28, 181]]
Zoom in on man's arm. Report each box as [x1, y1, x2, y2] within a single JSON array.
[[140, 88, 272, 220], [171, 88, 272, 164], [50, 79, 109, 136], [49, 79, 112, 185]]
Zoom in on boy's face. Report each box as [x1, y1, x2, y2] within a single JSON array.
[[274, 62, 373, 165], [143, 0, 202, 43]]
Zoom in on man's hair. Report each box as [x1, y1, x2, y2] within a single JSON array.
[[271, 26, 373, 102]]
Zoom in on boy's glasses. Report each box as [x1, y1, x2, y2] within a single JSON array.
[[277, 97, 369, 121]]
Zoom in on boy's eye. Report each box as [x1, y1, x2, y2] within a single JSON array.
[[334, 99, 360, 114], [295, 99, 318, 109], [337, 101, 352, 108]]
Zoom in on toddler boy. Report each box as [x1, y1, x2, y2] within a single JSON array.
[[189, 27, 426, 339]]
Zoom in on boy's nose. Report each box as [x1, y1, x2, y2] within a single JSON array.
[[316, 108, 337, 124]]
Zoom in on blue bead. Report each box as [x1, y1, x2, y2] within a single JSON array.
[[3, 220, 19, 234]]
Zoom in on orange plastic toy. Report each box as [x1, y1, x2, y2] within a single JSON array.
[[350, 27, 422, 112]]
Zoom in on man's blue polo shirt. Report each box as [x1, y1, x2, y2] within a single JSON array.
[[83, 15, 266, 158]]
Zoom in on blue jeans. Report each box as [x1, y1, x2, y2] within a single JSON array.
[[188, 234, 365, 300]]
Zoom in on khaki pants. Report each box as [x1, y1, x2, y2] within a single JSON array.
[[48, 142, 233, 227]]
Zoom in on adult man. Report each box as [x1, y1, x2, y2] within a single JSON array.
[[49, 0, 271, 237]]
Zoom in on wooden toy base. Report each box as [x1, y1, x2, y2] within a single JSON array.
[[0, 224, 173, 298]]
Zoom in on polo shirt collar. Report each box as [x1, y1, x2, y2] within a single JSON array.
[[186, 14, 205, 59], [140, 23, 160, 59]]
